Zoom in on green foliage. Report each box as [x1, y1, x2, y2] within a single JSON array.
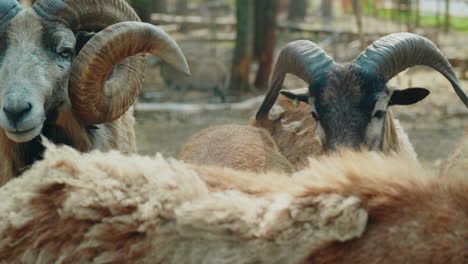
[[189, 0, 235, 7], [359, 2, 468, 33]]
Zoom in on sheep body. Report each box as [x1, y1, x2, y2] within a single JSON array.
[[250, 94, 323, 170], [178, 124, 294, 173], [0, 143, 367, 263], [0, 139, 466, 263]]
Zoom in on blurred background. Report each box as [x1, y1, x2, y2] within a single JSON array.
[[23, 0, 468, 167]]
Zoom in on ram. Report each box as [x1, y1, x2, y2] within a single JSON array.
[[0, 140, 466, 263], [179, 33, 466, 172], [0, 0, 189, 184], [256, 33, 468, 153]]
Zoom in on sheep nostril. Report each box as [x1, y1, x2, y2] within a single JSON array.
[[3, 102, 33, 123]]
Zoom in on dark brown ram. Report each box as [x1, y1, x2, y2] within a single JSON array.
[[256, 33, 468, 153]]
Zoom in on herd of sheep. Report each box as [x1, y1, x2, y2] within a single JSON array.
[[0, 0, 467, 263]]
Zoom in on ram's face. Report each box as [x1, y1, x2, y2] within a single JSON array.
[[281, 65, 429, 152], [308, 65, 388, 151], [0, 9, 76, 143]]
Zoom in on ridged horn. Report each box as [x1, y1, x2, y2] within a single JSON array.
[[0, 0, 21, 24], [69, 22, 190, 124], [33, 0, 189, 123], [256, 40, 335, 120], [353, 32, 468, 108], [33, 0, 140, 31]]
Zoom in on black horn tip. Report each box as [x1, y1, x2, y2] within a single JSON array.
[[255, 110, 267, 121], [353, 32, 468, 108], [255, 100, 273, 120]]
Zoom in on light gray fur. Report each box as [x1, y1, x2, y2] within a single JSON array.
[[0, 9, 109, 143]]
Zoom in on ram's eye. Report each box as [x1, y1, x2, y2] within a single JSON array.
[[58, 48, 74, 58], [373, 110, 386, 119], [310, 110, 320, 121]]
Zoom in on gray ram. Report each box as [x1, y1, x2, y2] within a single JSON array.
[[0, 0, 189, 184]]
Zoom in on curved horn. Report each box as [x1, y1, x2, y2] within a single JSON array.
[[256, 40, 335, 120], [353, 32, 468, 108], [33, 0, 140, 30], [0, 0, 21, 24], [33, 0, 189, 123], [69, 22, 190, 124]]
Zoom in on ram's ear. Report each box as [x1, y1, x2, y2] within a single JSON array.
[[75, 31, 95, 55], [280, 88, 310, 104], [389, 87, 430, 106]]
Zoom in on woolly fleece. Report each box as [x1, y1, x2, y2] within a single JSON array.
[[0, 142, 367, 263]]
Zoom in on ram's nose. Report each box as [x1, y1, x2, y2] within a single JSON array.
[[2, 102, 32, 124]]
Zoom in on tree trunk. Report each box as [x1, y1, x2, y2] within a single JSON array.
[[341, 0, 352, 13], [176, 0, 188, 15], [352, 0, 364, 50], [400, 0, 412, 31], [391, 0, 398, 21], [288, 0, 308, 22], [415, 0, 420, 27], [372, 0, 378, 18], [229, 0, 254, 94], [321, 0, 333, 27], [154, 0, 167, 13], [132, 0, 154, 22], [254, 0, 279, 90], [444, 0, 450, 33]]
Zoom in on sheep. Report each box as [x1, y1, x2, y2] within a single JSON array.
[[256, 33, 468, 154], [0, 141, 466, 263], [177, 95, 322, 172], [249, 93, 326, 169], [178, 124, 296, 173], [160, 57, 229, 102], [0, 0, 190, 184]]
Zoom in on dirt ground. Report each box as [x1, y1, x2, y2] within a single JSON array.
[[135, 62, 468, 170]]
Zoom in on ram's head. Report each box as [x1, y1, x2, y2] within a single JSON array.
[[256, 33, 468, 151], [0, 0, 189, 143]]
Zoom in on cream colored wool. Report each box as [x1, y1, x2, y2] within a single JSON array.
[[0, 137, 466, 263], [0, 142, 367, 264], [440, 130, 468, 177]]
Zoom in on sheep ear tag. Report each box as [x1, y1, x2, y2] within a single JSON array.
[[389, 87, 430, 106], [280, 88, 310, 104]]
